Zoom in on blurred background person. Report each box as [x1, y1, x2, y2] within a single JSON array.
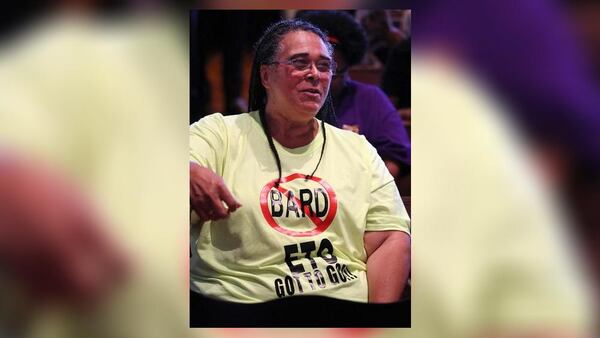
[[411, 56, 594, 338], [356, 10, 407, 65], [416, 0, 600, 308], [381, 37, 411, 128], [0, 8, 192, 338]]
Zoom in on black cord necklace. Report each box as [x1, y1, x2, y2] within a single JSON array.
[[306, 118, 326, 181], [259, 109, 327, 187]]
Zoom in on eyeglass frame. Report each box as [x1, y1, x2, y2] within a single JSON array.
[[267, 56, 337, 74]]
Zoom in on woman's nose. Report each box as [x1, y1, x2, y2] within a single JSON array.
[[305, 64, 320, 82]]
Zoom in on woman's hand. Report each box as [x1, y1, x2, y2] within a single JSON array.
[[190, 162, 242, 222]]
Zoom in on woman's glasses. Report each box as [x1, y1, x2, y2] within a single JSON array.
[[270, 57, 336, 74]]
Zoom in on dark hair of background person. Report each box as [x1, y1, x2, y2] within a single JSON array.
[[248, 19, 336, 187], [381, 38, 411, 109], [295, 10, 368, 70]]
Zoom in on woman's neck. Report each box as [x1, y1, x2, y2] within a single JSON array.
[[264, 107, 319, 149]]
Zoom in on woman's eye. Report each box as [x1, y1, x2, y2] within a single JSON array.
[[291, 59, 310, 69], [317, 62, 332, 71]]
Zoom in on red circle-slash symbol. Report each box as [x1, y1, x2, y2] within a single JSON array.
[[259, 173, 337, 237]]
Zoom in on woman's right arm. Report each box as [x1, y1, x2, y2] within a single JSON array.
[[190, 161, 241, 223]]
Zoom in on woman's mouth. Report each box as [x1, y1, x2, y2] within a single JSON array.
[[299, 88, 322, 100]]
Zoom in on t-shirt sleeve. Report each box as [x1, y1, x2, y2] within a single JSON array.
[[189, 113, 227, 176], [363, 137, 411, 234]]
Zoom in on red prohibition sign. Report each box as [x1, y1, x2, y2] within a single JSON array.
[[259, 173, 337, 237]]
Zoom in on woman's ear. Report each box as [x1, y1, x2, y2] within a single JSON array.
[[260, 65, 271, 90]]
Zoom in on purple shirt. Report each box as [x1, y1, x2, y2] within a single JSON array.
[[334, 79, 411, 172]]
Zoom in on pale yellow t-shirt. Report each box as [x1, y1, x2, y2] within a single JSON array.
[[189, 111, 410, 303]]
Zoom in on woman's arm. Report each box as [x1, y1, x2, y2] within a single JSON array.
[[364, 230, 411, 303], [190, 161, 241, 222]]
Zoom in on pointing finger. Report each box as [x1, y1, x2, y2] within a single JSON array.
[[218, 184, 241, 213]]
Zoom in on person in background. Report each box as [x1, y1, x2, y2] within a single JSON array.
[[297, 10, 411, 187], [382, 38, 411, 128], [356, 10, 405, 65]]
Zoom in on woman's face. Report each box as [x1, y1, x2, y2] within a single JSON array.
[[261, 31, 333, 122]]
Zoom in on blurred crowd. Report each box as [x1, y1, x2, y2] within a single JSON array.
[[0, 2, 599, 338]]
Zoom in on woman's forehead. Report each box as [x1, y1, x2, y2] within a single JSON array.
[[277, 31, 331, 58]]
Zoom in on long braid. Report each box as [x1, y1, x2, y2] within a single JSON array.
[[306, 119, 327, 180], [306, 95, 336, 180], [259, 109, 283, 187]]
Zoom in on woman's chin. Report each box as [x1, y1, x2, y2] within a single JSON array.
[[297, 102, 322, 116]]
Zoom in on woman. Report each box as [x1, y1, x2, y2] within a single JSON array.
[[190, 19, 410, 306]]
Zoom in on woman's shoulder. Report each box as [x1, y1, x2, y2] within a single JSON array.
[[324, 123, 381, 174], [190, 112, 259, 134], [325, 122, 374, 153]]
